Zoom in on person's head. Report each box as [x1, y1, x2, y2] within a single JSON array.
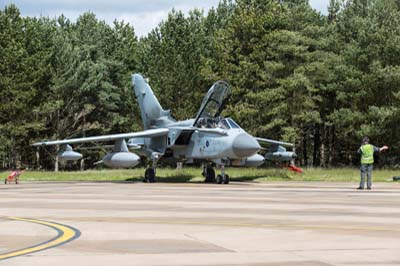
[[362, 136, 370, 144]]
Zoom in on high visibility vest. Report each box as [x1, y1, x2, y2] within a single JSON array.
[[361, 144, 374, 164]]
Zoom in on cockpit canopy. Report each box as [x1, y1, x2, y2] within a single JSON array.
[[217, 118, 241, 130], [197, 117, 241, 130], [193, 81, 231, 127]]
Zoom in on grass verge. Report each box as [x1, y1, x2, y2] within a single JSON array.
[[1, 167, 399, 183]]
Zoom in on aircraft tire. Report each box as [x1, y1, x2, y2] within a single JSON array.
[[143, 169, 149, 183], [223, 174, 229, 184], [144, 168, 156, 183], [204, 167, 215, 183], [15, 178, 19, 184], [216, 175, 223, 184], [4, 179, 7, 184]]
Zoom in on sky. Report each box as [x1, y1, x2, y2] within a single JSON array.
[[2, 0, 330, 37]]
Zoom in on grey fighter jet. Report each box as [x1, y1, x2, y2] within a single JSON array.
[[33, 74, 296, 184]]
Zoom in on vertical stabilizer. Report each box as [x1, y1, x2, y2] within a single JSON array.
[[132, 74, 166, 129]]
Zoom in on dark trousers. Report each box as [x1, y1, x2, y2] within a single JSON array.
[[360, 164, 373, 189]]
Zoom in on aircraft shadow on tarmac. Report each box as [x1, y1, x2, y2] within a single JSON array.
[[124, 172, 292, 183], [125, 174, 194, 183]]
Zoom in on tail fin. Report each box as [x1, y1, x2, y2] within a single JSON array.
[[132, 74, 166, 129]]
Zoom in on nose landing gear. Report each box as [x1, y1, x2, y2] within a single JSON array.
[[202, 163, 229, 184], [216, 163, 229, 184]]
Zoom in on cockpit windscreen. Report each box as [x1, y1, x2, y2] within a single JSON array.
[[227, 118, 241, 129], [218, 119, 230, 129]]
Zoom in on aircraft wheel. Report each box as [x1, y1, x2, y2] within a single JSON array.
[[15, 178, 19, 184], [216, 174, 223, 184], [4, 179, 7, 184], [143, 169, 149, 183], [223, 174, 229, 184], [205, 167, 215, 183], [145, 168, 156, 183]]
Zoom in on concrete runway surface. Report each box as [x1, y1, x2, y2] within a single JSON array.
[[1, 181, 400, 266]]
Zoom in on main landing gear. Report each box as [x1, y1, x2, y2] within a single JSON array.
[[143, 153, 160, 183], [202, 163, 229, 184], [144, 167, 156, 183], [203, 163, 215, 183]]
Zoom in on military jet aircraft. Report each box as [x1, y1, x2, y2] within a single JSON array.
[[33, 74, 296, 184]]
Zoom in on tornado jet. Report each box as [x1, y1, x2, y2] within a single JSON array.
[[33, 74, 297, 184]]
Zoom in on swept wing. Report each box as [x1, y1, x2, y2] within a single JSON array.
[[32, 128, 169, 146]]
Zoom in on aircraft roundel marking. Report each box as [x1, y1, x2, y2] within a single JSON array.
[[206, 140, 209, 147]]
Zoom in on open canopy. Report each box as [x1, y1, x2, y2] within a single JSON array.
[[193, 81, 231, 127]]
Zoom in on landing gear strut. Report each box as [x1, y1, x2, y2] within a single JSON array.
[[144, 154, 160, 183]]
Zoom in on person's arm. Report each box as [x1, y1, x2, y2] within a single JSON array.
[[379, 145, 388, 152]]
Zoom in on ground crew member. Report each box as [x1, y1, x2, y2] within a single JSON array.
[[357, 136, 388, 190]]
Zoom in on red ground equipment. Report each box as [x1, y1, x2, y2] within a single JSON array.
[[5, 170, 22, 184], [288, 165, 303, 173]]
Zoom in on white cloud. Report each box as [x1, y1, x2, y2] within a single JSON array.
[[310, 0, 329, 14], [114, 10, 169, 37]]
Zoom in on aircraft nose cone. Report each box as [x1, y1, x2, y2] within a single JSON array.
[[232, 133, 261, 158]]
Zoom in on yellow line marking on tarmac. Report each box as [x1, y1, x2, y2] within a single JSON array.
[[0, 217, 80, 261]]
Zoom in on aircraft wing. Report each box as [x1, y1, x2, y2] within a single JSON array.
[[74, 143, 142, 150], [255, 137, 294, 148], [32, 128, 169, 146]]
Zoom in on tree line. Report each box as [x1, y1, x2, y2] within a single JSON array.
[[1, 0, 399, 169]]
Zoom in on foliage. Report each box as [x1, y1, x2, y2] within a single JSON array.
[[0, 1, 399, 169]]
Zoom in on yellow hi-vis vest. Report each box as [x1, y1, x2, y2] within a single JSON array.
[[361, 144, 374, 164]]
